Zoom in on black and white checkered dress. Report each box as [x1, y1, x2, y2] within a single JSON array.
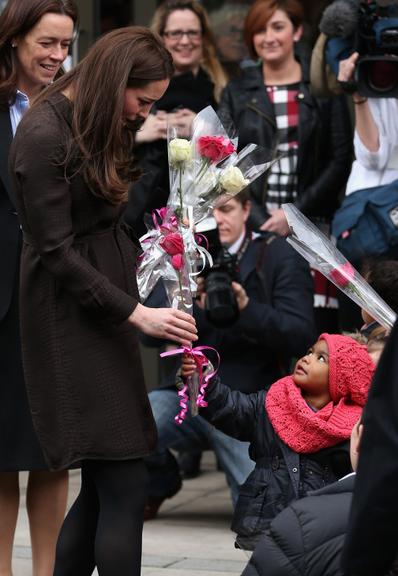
[[265, 83, 299, 213]]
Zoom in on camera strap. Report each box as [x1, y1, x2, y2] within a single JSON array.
[[234, 231, 252, 265], [255, 233, 278, 301]]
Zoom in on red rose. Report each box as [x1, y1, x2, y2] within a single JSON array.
[[330, 262, 355, 288], [171, 254, 184, 270], [197, 136, 235, 163], [160, 232, 184, 256]]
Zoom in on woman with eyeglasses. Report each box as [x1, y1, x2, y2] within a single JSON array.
[[0, 1, 78, 575], [124, 0, 227, 236]]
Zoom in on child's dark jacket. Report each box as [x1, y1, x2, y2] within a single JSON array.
[[242, 474, 355, 576], [202, 378, 350, 550]]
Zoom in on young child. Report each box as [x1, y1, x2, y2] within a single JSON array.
[[240, 417, 365, 576], [360, 259, 398, 362], [181, 333, 375, 550]]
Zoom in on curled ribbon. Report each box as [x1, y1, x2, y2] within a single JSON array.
[[181, 227, 213, 277], [160, 345, 220, 425]]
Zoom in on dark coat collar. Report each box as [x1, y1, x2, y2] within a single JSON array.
[[0, 108, 14, 204]]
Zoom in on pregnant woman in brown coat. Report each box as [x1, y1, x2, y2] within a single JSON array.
[[9, 27, 197, 576]]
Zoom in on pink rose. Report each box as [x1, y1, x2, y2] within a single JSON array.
[[197, 136, 235, 163], [330, 262, 355, 288], [160, 232, 184, 256], [171, 254, 184, 270]]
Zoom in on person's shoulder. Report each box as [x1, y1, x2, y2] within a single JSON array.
[[20, 92, 70, 133], [224, 64, 262, 92], [253, 231, 299, 259], [272, 482, 352, 549], [11, 94, 70, 165]]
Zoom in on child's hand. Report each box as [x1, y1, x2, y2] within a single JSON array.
[[181, 353, 196, 379]]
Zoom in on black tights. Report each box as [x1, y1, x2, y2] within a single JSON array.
[[53, 459, 148, 576]]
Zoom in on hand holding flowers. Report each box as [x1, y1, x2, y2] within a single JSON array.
[[137, 105, 279, 420]]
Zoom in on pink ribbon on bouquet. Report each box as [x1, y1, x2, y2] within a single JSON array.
[[152, 207, 178, 232], [160, 345, 220, 425]]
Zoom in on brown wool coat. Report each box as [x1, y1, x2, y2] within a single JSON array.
[[9, 93, 157, 470]]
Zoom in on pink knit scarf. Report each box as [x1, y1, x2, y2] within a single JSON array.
[[265, 375, 362, 453]]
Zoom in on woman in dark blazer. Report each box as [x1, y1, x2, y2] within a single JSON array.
[[217, 0, 353, 235], [9, 27, 197, 576], [0, 1, 77, 574]]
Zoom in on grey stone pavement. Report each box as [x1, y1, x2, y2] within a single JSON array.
[[12, 452, 249, 575]]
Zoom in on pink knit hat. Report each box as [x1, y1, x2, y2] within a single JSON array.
[[319, 333, 375, 406]]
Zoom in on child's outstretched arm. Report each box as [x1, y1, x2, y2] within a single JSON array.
[[180, 353, 262, 443]]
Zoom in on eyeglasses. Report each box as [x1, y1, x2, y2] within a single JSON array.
[[163, 29, 202, 40]]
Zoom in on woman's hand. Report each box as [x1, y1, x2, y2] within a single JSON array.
[[129, 303, 198, 346], [231, 282, 249, 311], [337, 52, 359, 83], [135, 111, 168, 144], [168, 108, 196, 138], [260, 208, 290, 236], [338, 52, 379, 152], [181, 353, 196, 378]]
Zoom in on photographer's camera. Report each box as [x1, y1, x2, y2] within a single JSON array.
[[204, 248, 240, 328]]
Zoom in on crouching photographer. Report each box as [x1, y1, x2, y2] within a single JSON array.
[[143, 190, 316, 520]]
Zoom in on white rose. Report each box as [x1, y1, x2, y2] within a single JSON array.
[[169, 138, 192, 165], [219, 166, 249, 195]]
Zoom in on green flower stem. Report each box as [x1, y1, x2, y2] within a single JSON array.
[[196, 158, 209, 180], [348, 283, 364, 302], [178, 272, 186, 309], [178, 166, 183, 216]]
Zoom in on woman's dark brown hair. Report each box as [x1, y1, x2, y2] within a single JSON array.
[[151, 0, 227, 100], [244, 0, 303, 60], [0, 0, 79, 108], [37, 26, 174, 205]]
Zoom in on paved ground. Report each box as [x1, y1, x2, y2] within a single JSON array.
[[13, 452, 249, 575]]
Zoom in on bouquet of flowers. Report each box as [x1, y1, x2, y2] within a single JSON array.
[[282, 203, 397, 329], [137, 208, 194, 312], [137, 106, 277, 420], [167, 106, 273, 225]]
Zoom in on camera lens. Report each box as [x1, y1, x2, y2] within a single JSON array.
[[357, 56, 398, 96], [368, 60, 398, 92]]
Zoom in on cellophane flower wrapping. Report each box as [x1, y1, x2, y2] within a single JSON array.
[[282, 203, 397, 330], [167, 106, 277, 225], [136, 206, 200, 415], [137, 106, 278, 418]]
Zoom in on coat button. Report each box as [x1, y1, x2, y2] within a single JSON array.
[[292, 467, 298, 473], [251, 97, 257, 103], [297, 92, 305, 100]]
